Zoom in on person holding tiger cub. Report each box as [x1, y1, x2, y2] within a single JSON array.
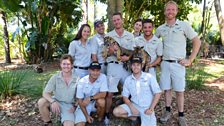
[[104, 12, 135, 124], [134, 19, 163, 78]]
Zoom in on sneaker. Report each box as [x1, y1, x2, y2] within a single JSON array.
[[104, 116, 110, 126], [160, 111, 171, 123], [130, 117, 141, 126], [178, 117, 188, 126]]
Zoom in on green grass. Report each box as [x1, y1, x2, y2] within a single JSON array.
[[19, 69, 58, 99], [186, 59, 224, 90]]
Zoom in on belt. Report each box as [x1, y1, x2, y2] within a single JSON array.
[[99, 62, 107, 65], [74, 66, 88, 70], [107, 61, 120, 65], [164, 60, 179, 63]]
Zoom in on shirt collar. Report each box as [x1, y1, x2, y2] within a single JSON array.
[[165, 19, 180, 27]]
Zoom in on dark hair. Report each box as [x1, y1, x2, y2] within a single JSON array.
[[73, 24, 91, 40], [113, 12, 123, 19], [134, 19, 142, 24], [142, 19, 154, 26], [60, 54, 74, 65]]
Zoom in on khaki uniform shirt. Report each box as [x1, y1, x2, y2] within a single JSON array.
[[155, 20, 197, 60], [134, 35, 163, 63], [44, 72, 79, 103]]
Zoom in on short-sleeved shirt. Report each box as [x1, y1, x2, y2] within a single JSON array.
[[155, 20, 197, 60], [106, 29, 135, 62], [68, 39, 92, 67], [76, 73, 108, 99], [106, 29, 135, 51], [122, 72, 161, 108], [44, 72, 79, 103], [91, 33, 105, 63], [134, 35, 163, 63]]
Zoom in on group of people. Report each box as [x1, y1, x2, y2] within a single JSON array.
[[38, 1, 201, 126]]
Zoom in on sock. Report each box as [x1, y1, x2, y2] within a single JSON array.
[[105, 113, 110, 118], [178, 112, 184, 117], [166, 106, 171, 112]]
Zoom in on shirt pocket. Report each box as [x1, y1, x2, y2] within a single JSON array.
[[92, 85, 101, 96], [83, 85, 91, 97]]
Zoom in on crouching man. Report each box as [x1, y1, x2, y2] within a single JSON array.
[[38, 54, 79, 126], [113, 57, 162, 126], [75, 62, 108, 126]]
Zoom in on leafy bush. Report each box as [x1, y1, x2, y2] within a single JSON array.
[[0, 70, 28, 99]]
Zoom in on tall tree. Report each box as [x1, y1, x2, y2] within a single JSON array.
[[214, 0, 224, 45], [0, 10, 11, 63], [107, 0, 123, 31]]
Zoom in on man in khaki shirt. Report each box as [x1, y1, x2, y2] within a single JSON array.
[[104, 12, 135, 125], [155, 1, 201, 126], [134, 19, 163, 77]]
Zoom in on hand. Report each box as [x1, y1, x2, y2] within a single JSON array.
[[121, 55, 129, 62], [51, 101, 60, 115], [68, 106, 76, 113], [144, 108, 154, 115], [82, 97, 91, 106], [108, 46, 115, 54], [179, 59, 192, 66], [86, 115, 94, 123], [130, 106, 140, 116]]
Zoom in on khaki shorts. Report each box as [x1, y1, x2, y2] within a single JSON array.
[[106, 63, 130, 92], [120, 103, 156, 126], [58, 102, 75, 123], [74, 101, 96, 124], [159, 61, 186, 92]]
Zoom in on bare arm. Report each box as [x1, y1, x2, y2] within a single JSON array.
[[78, 98, 93, 123], [92, 92, 107, 100], [144, 92, 161, 115], [179, 36, 201, 66], [189, 36, 201, 62], [123, 96, 139, 116], [43, 92, 60, 114], [148, 56, 162, 67], [92, 54, 98, 62]]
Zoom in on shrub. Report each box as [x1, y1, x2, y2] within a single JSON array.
[[0, 70, 28, 99]]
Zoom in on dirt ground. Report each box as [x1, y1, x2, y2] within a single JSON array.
[[0, 59, 224, 126]]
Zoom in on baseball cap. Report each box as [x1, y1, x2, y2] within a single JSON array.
[[94, 20, 103, 28], [131, 57, 142, 64], [89, 62, 101, 69]]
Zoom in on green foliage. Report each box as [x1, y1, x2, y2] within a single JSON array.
[[1, 0, 82, 63], [0, 70, 29, 99], [123, 0, 202, 31]]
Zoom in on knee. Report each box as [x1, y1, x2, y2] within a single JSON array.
[[96, 98, 105, 108], [113, 107, 121, 117], [38, 97, 49, 108]]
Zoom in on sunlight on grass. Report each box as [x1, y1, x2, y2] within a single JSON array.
[[20, 69, 59, 99]]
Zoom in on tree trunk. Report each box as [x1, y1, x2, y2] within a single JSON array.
[[107, 0, 123, 31], [214, 0, 224, 45], [1, 11, 11, 63]]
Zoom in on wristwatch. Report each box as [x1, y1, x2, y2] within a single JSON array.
[[90, 96, 94, 101]]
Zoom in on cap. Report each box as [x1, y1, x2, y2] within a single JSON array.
[[131, 57, 142, 64], [94, 20, 103, 28], [89, 62, 101, 69]]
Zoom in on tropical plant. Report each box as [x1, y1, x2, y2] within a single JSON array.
[[1, 0, 82, 63], [0, 70, 29, 99]]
